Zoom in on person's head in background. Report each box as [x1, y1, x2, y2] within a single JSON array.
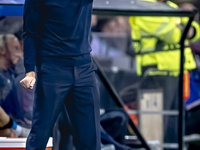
[[94, 16, 129, 33], [14, 27, 23, 52], [91, 15, 97, 28], [94, 16, 119, 32], [180, 3, 199, 23], [157, 0, 168, 3], [0, 34, 22, 70]]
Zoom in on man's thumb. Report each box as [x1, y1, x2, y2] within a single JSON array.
[[30, 79, 36, 88]]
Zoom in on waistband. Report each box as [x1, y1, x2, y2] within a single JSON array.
[[37, 53, 91, 67]]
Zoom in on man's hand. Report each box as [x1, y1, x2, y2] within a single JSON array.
[[20, 71, 36, 89], [176, 24, 183, 30], [187, 27, 195, 39], [177, 24, 195, 39], [0, 128, 18, 137]]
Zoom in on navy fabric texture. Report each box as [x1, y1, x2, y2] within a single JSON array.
[[23, 0, 93, 73], [53, 99, 75, 150], [25, 61, 101, 150]]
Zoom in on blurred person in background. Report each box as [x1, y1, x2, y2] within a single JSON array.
[[0, 106, 17, 137], [180, 3, 199, 23], [91, 15, 98, 31], [0, 34, 22, 120], [179, 3, 200, 59], [91, 16, 131, 58], [129, 0, 199, 148], [0, 106, 29, 137], [14, 28, 34, 128], [14, 27, 23, 51], [0, 34, 30, 137]]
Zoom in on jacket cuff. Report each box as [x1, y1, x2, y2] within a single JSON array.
[[24, 63, 35, 73]]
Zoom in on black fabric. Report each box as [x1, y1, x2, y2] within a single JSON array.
[[188, 144, 200, 150], [0, 118, 13, 130], [185, 105, 200, 135], [101, 126, 135, 150], [100, 109, 129, 144], [99, 69, 141, 110]]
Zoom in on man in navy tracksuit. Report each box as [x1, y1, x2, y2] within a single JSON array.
[[20, 0, 101, 149]]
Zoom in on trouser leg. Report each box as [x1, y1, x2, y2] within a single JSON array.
[[53, 105, 75, 150], [25, 63, 73, 150], [67, 62, 101, 150]]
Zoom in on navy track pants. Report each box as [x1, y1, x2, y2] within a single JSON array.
[[25, 61, 101, 150]]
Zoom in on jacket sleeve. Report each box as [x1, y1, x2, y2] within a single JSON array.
[[23, 0, 42, 73], [156, 21, 181, 44], [181, 17, 200, 43], [137, 17, 182, 44]]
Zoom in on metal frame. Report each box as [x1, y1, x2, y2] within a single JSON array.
[[92, 8, 197, 150], [94, 58, 151, 149], [178, 13, 196, 150], [93, 9, 195, 17], [0, 1, 197, 150]]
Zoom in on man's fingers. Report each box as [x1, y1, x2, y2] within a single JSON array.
[[20, 76, 36, 89], [30, 79, 36, 87], [22, 82, 28, 89], [0, 129, 18, 137], [20, 80, 27, 89], [29, 79, 36, 89], [11, 129, 18, 137], [20, 72, 36, 89], [20, 79, 28, 89]]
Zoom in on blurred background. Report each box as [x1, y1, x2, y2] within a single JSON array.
[[0, 0, 199, 150]]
